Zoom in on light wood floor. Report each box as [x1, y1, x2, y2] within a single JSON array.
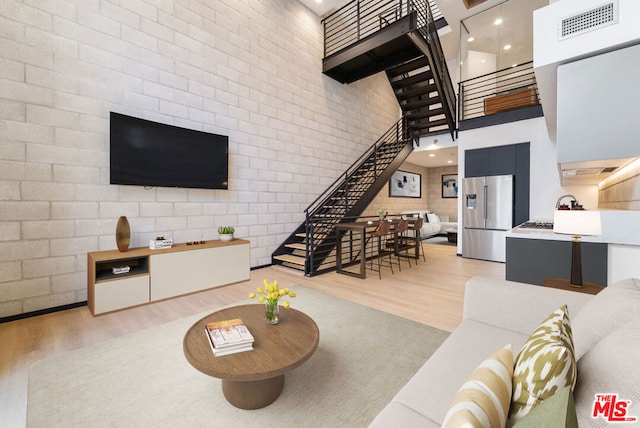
[[0, 242, 504, 427]]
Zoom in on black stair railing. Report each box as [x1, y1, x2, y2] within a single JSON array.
[[302, 117, 412, 274], [458, 61, 540, 120], [323, 0, 443, 58], [409, 0, 456, 138]]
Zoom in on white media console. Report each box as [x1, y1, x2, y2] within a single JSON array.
[[87, 239, 250, 315]]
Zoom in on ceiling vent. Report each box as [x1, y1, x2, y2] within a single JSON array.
[[562, 168, 604, 177], [558, 1, 618, 41], [562, 166, 618, 177]]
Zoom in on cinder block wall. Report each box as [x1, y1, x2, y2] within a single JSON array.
[[427, 166, 458, 221], [0, 0, 400, 317], [365, 163, 429, 217], [363, 164, 458, 222]]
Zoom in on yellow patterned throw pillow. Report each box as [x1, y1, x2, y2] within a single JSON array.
[[442, 345, 514, 428], [508, 305, 576, 425]]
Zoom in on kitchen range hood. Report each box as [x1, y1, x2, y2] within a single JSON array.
[[558, 158, 636, 185], [534, 0, 640, 185]]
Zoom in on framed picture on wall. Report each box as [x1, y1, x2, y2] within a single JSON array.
[[442, 174, 458, 198], [389, 170, 421, 198]]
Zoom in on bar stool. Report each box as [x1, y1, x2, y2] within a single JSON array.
[[393, 219, 411, 269], [367, 221, 396, 279], [407, 217, 426, 262]]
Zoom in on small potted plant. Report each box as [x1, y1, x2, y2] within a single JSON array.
[[218, 226, 235, 242]]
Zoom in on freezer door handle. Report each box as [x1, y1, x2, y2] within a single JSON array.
[[483, 185, 488, 220]]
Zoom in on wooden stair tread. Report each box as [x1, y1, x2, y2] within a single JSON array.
[[285, 243, 306, 250], [273, 254, 306, 265]]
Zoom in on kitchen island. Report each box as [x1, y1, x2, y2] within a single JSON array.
[[505, 210, 640, 287], [505, 227, 607, 286]]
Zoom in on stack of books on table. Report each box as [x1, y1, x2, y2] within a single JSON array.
[[205, 318, 255, 357]]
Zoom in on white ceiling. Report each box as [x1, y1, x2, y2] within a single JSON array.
[[299, 0, 349, 17], [409, 145, 458, 168], [296, 0, 535, 169]]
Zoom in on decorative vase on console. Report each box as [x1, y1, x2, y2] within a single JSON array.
[[115, 216, 130, 252]]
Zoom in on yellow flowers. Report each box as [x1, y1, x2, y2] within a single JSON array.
[[249, 279, 296, 308]]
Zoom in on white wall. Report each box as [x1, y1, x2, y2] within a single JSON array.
[[0, 0, 400, 317], [533, 0, 640, 140], [534, 0, 640, 70]]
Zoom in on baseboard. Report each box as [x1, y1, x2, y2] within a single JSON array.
[[0, 301, 88, 324]]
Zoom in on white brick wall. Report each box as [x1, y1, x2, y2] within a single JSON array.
[[0, 0, 399, 317]]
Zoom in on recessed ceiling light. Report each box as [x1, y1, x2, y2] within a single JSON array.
[[494, 18, 503, 26], [467, 36, 475, 42], [315, 0, 322, 3], [481, 59, 486, 63], [429, 153, 436, 157], [503, 44, 511, 50], [447, 160, 453, 164], [512, 63, 518, 67]]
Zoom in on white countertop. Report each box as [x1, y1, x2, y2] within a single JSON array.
[[506, 210, 640, 246], [506, 227, 603, 242]]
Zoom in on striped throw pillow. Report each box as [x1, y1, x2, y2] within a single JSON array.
[[442, 345, 514, 428], [509, 304, 576, 425]]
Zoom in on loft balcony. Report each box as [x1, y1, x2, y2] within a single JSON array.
[[322, 0, 447, 84], [458, 61, 543, 131]]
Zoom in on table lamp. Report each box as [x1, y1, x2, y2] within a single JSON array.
[[553, 210, 602, 287]]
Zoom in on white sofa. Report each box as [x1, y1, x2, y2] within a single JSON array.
[[369, 276, 640, 427], [401, 211, 457, 238]]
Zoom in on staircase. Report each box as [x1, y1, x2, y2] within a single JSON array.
[[322, 0, 456, 139], [272, 0, 457, 276], [272, 118, 413, 275]]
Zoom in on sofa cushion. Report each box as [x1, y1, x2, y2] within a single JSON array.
[[513, 386, 577, 428], [427, 213, 440, 224], [571, 278, 640, 359], [442, 345, 514, 428], [509, 305, 576, 425], [574, 316, 640, 427], [388, 320, 528, 425]]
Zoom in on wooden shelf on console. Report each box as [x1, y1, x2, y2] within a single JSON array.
[[88, 239, 250, 316]]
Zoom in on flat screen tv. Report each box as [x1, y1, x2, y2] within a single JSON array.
[[110, 112, 228, 189]]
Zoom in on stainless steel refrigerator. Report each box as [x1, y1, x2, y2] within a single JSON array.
[[462, 175, 514, 263]]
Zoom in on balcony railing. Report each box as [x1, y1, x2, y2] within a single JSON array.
[[322, 0, 443, 58], [458, 61, 540, 121]]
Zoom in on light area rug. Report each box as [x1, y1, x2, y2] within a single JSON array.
[[27, 287, 448, 427], [423, 236, 455, 246]]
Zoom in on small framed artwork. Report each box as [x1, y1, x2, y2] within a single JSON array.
[[389, 170, 421, 198], [442, 174, 458, 198]]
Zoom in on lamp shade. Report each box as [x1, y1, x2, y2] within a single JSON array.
[[553, 210, 602, 236]]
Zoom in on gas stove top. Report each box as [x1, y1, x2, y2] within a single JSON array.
[[517, 221, 554, 230]]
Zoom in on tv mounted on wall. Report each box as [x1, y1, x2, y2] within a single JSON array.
[[110, 112, 229, 190]]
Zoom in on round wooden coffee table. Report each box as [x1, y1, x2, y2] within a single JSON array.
[[183, 304, 319, 409]]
